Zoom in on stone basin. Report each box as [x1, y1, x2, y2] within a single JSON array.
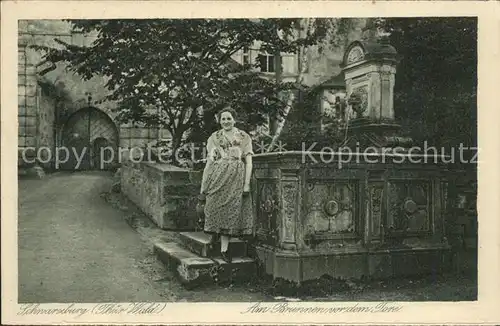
[[250, 150, 452, 282]]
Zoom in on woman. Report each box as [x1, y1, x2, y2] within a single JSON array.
[[198, 107, 254, 263]]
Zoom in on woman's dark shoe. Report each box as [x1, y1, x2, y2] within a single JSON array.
[[221, 250, 232, 263]]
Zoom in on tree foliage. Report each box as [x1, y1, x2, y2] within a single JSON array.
[[32, 19, 333, 162], [376, 17, 477, 148]]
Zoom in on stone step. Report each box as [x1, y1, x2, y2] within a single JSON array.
[[211, 256, 257, 284], [179, 231, 247, 258], [153, 239, 256, 288], [153, 241, 215, 287]]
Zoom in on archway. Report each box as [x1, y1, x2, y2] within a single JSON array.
[[92, 137, 114, 170], [60, 107, 119, 171]]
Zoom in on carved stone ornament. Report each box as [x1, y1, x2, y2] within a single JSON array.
[[347, 45, 365, 64], [282, 182, 298, 242], [324, 200, 339, 216], [388, 182, 430, 233], [349, 87, 368, 118], [257, 183, 279, 239], [403, 198, 418, 214], [262, 198, 276, 213]]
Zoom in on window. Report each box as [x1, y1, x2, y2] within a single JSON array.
[[258, 53, 275, 73]]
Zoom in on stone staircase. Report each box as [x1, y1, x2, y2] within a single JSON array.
[[153, 232, 257, 288]]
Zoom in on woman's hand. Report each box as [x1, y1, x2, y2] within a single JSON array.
[[243, 183, 250, 193]]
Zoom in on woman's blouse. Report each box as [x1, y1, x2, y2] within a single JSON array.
[[206, 128, 254, 161]]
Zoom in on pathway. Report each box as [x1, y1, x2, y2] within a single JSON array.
[[18, 171, 165, 303]]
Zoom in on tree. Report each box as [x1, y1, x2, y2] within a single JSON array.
[[32, 19, 332, 164], [269, 18, 361, 151], [376, 17, 477, 149]]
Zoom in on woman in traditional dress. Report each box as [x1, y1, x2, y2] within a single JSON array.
[[198, 107, 254, 263]]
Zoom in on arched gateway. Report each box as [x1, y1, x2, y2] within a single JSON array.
[[60, 107, 119, 170]]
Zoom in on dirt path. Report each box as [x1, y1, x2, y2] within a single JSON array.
[[18, 171, 166, 303]]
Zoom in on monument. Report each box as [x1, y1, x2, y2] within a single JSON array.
[[250, 39, 452, 282]]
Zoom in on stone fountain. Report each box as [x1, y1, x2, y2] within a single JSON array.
[[250, 39, 452, 283]]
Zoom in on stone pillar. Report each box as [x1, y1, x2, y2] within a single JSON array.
[[340, 39, 411, 148], [279, 169, 300, 250], [18, 33, 38, 166]]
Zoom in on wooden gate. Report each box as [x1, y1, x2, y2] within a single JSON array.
[[60, 107, 119, 170]]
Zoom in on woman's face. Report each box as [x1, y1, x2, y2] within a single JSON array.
[[220, 111, 235, 131]]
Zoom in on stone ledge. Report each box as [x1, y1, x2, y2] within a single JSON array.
[[120, 161, 201, 230]]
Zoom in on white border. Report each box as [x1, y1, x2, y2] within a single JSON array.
[[2, 1, 500, 324]]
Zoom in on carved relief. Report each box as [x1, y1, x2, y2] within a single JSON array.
[[305, 181, 329, 232], [387, 181, 430, 233], [282, 182, 298, 242], [349, 86, 368, 118], [347, 45, 365, 64], [305, 182, 357, 236], [257, 182, 279, 243], [370, 185, 383, 238]]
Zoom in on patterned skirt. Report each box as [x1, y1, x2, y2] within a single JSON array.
[[203, 158, 254, 237]]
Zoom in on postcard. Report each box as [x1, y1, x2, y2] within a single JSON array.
[[2, 0, 500, 325]]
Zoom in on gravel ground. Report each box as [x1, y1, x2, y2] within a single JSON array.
[[18, 171, 477, 303]]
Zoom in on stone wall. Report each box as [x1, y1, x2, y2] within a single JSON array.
[[119, 126, 171, 149], [36, 87, 57, 166], [18, 20, 162, 170], [120, 161, 202, 230], [18, 43, 37, 166]]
